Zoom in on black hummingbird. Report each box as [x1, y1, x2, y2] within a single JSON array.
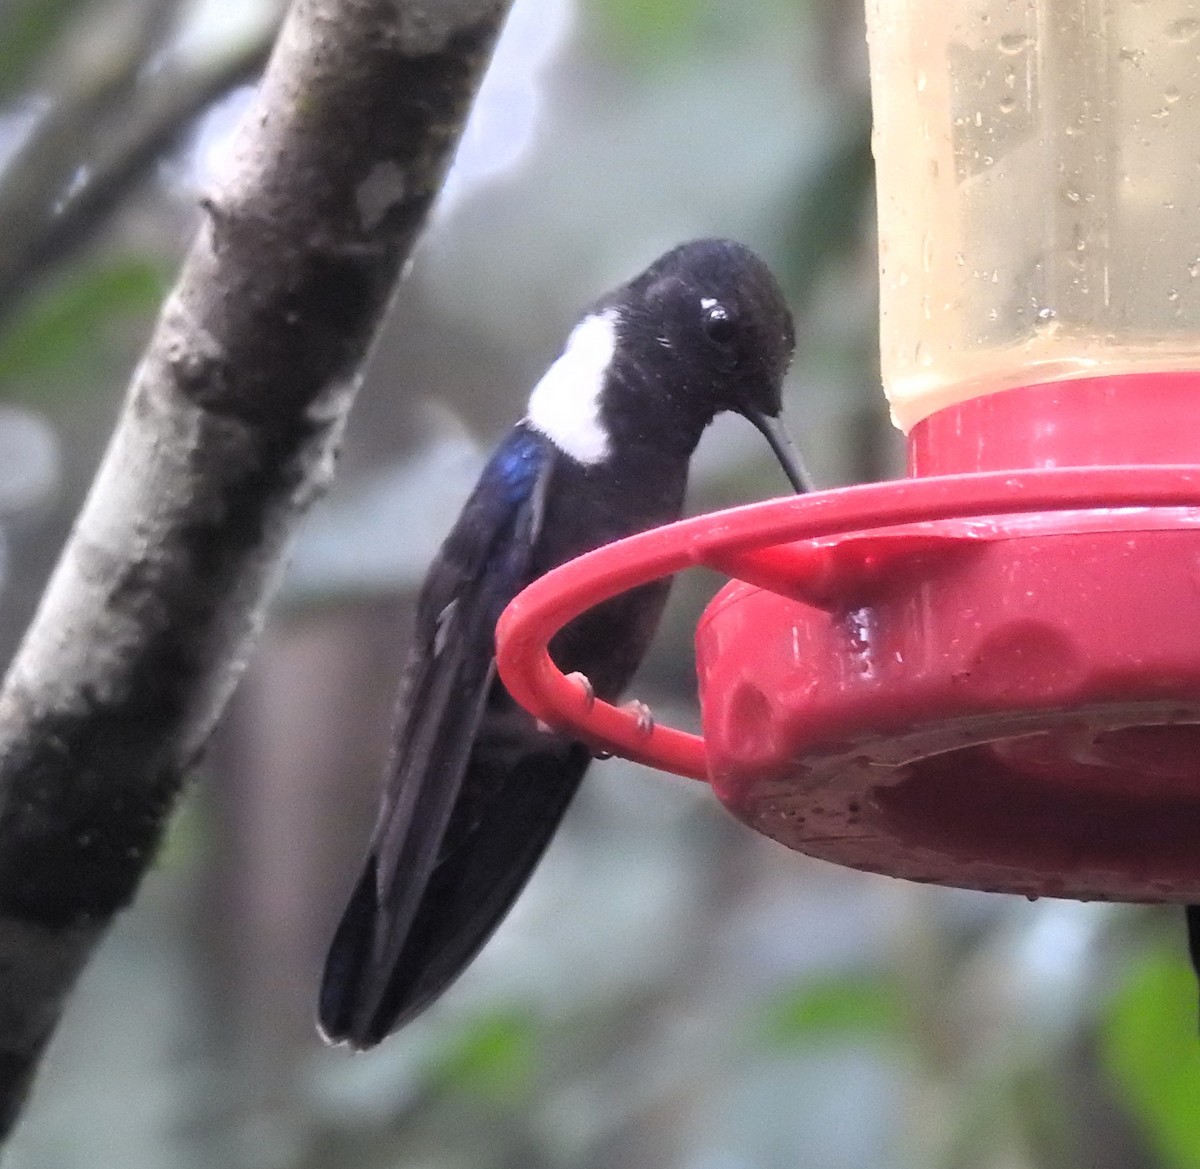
[[318, 238, 810, 1048]]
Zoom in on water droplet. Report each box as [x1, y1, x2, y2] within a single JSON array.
[[916, 69, 927, 91], [1188, 258, 1200, 278], [955, 251, 965, 266], [1034, 306, 1059, 335], [922, 294, 932, 320], [1168, 288, 1180, 302], [1062, 187, 1081, 203], [1165, 85, 1182, 104], [1166, 17, 1200, 42], [998, 32, 1031, 53], [921, 233, 934, 272], [998, 95, 1017, 114], [915, 341, 934, 367]]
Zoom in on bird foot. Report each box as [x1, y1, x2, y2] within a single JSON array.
[[565, 671, 596, 712], [623, 699, 655, 737]]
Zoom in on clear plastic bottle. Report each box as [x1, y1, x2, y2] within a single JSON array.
[[867, 0, 1200, 432]]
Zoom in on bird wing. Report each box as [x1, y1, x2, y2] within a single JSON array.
[[355, 729, 593, 1035], [319, 430, 550, 1045]]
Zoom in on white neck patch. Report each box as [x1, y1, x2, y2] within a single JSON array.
[[525, 309, 618, 465]]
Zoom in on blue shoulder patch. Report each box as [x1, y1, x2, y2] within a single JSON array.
[[482, 428, 546, 505]]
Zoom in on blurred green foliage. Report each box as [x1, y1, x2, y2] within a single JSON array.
[[753, 971, 906, 1048], [587, 0, 700, 62], [0, 0, 87, 103], [587, 0, 806, 68], [1103, 945, 1200, 1169], [0, 255, 164, 396], [424, 1008, 540, 1106]]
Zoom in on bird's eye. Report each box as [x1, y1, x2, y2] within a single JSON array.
[[702, 302, 736, 345]]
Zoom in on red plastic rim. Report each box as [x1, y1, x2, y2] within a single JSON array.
[[494, 465, 1200, 781]]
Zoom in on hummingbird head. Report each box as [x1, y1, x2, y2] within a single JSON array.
[[526, 238, 810, 491]]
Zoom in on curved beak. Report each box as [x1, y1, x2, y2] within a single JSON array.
[[742, 405, 812, 494]]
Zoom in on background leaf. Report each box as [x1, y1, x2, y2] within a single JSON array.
[[0, 0, 87, 104], [424, 1008, 540, 1105], [752, 971, 907, 1048], [1101, 945, 1200, 1168], [0, 255, 164, 395]]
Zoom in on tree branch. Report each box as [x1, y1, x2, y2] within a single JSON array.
[[0, 0, 511, 1137]]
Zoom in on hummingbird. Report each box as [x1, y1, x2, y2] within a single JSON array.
[[318, 238, 810, 1049]]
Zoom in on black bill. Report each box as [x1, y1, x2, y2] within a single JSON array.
[[743, 405, 813, 494]]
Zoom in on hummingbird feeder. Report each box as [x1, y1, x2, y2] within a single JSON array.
[[496, 0, 1200, 902]]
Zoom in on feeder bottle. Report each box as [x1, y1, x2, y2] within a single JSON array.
[[869, 0, 1200, 432]]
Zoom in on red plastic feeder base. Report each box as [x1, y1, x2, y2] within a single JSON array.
[[496, 374, 1200, 903]]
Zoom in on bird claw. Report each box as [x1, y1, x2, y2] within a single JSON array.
[[566, 671, 595, 712], [623, 699, 655, 737]]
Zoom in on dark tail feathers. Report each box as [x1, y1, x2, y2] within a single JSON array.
[[318, 859, 383, 1049]]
